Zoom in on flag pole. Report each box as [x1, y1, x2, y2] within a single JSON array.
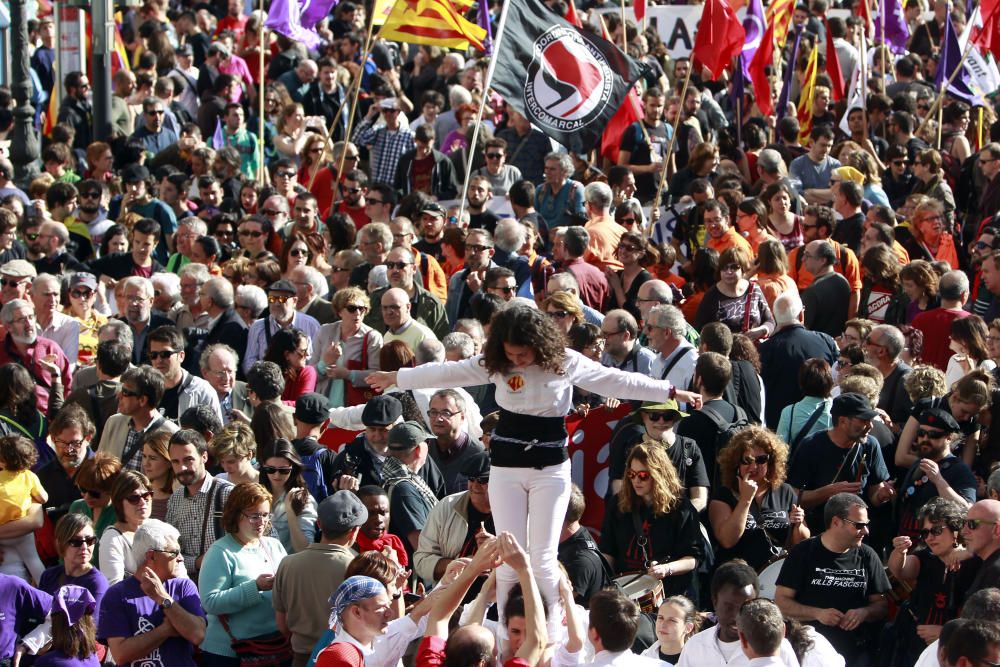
[[620, 0, 628, 52], [335, 9, 378, 182], [937, 81, 944, 148], [457, 0, 513, 223], [649, 62, 694, 238], [879, 0, 886, 89], [978, 105, 984, 151], [258, 0, 266, 186], [599, 13, 651, 147]]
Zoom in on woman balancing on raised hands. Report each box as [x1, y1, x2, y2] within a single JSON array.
[[366, 304, 702, 623]]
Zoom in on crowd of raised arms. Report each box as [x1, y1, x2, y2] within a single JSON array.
[[2, 0, 1000, 665]]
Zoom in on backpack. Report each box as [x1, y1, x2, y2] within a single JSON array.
[[701, 404, 751, 474], [795, 241, 850, 276], [300, 448, 329, 504]]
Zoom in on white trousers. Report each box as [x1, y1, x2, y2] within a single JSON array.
[[488, 459, 572, 625]]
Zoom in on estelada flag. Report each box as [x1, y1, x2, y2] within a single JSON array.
[[380, 0, 487, 51], [766, 0, 795, 47], [797, 44, 819, 145], [492, 0, 649, 154], [692, 0, 746, 81]]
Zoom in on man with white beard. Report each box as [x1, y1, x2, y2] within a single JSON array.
[[0, 298, 73, 413]]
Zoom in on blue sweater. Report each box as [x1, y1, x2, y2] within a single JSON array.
[[197, 533, 287, 657]]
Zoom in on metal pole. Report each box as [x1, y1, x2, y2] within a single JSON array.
[[77, 8, 86, 78], [91, 0, 113, 141], [258, 0, 265, 185], [52, 0, 61, 114], [9, 0, 40, 185]]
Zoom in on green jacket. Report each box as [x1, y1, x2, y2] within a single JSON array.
[[365, 282, 449, 341]]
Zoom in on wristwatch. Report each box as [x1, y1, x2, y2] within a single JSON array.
[[159, 597, 174, 610]]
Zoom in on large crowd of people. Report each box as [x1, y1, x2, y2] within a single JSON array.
[[1, 0, 1000, 665]]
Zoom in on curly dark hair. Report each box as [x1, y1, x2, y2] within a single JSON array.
[[717, 426, 789, 493], [917, 497, 966, 537], [0, 434, 37, 471], [480, 304, 567, 376]]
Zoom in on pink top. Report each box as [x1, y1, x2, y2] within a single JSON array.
[[282, 365, 318, 405], [219, 55, 254, 103]]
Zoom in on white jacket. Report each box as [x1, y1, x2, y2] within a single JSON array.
[[413, 491, 474, 583]]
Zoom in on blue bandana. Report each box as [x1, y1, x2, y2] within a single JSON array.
[[328, 575, 387, 630]]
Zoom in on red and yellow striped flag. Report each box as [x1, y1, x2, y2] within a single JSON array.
[[797, 44, 819, 145], [112, 23, 130, 75], [379, 0, 487, 51], [766, 0, 795, 47]]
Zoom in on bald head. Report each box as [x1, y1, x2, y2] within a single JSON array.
[[381, 287, 411, 330], [445, 624, 495, 665], [965, 499, 1000, 560], [636, 279, 673, 320]]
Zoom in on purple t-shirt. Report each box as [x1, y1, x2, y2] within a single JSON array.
[[97, 576, 205, 667], [0, 573, 52, 659], [38, 566, 109, 624], [34, 651, 100, 667]]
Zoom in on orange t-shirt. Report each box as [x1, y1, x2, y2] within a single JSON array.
[[788, 241, 863, 291]]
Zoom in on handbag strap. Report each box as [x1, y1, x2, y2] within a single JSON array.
[[792, 403, 826, 450], [742, 281, 756, 332], [198, 479, 220, 561], [630, 508, 652, 569], [218, 613, 238, 643], [359, 331, 369, 369]]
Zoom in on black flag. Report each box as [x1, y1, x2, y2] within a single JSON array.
[[491, 0, 650, 154]]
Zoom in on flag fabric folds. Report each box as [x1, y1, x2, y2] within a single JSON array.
[[565, 0, 584, 28], [877, 0, 910, 53], [961, 7, 1000, 102], [839, 31, 868, 136], [598, 17, 643, 163], [741, 0, 765, 82], [264, 0, 338, 49], [380, 0, 487, 51], [777, 26, 803, 120], [824, 19, 846, 101], [477, 0, 492, 55], [973, 0, 1000, 63], [112, 23, 130, 75], [692, 0, 746, 80], [766, 0, 796, 47], [635, 0, 647, 23], [797, 44, 819, 144], [936, 11, 979, 106], [491, 0, 649, 154], [748, 18, 776, 116]]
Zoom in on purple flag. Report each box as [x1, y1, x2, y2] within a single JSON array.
[[741, 0, 765, 81], [213, 118, 225, 149], [477, 0, 493, 55], [300, 0, 339, 30], [264, 0, 325, 49], [777, 26, 802, 121], [877, 0, 910, 54], [935, 11, 979, 105]]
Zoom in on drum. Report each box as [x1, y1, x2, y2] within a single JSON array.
[[614, 574, 665, 614], [757, 556, 786, 601]]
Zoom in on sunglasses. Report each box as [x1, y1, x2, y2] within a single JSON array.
[[486, 153, 504, 159], [148, 350, 179, 360], [275, 171, 296, 178], [70, 289, 93, 299], [918, 525, 947, 539], [491, 285, 516, 294], [619, 245, 642, 253], [966, 518, 998, 530], [239, 230, 264, 238], [119, 387, 141, 398], [644, 412, 674, 422], [842, 517, 870, 531], [289, 248, 310, 257], [468, 475, 490, 484], [125, 491, 153, 505], [1, 279, 27, 288], [80, 488, 103, 499], [153, 548, 181, 559], [261, 465, 293, 475], [740, 454, 771, 466], [80, 191, 100, 199], [344, 154, 360, 161], [67, 536, 97, 548], [466, 244, 493, 253], [366, 198, 384, 206], [548, 310, 571, 319], [917, 428, 948, 440], [23, 232, 40, 241], [619, 217, 637, 225], [385, 261, 411, 270], [268, 295, 293, 304], [341, 186, 363, 194], [344, 304, 368, 314], [626, 470, 652, 481]]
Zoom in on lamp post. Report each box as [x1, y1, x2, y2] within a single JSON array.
[[8, 0, 39, 186], [92, 0, 114, 141]]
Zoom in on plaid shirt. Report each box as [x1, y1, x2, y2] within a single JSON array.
[[120, 416, 167, 472], [165, 473, 233, 573], [353, 118, 415, 186]]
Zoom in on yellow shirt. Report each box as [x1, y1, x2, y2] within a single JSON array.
[[72, 310, 109, 367], [0, 469, 43, 524]]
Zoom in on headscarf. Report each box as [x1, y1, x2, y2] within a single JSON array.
[[328, 575, 386, 631]]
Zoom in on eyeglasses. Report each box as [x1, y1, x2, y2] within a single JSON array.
[[966, 518, 998, 530], [344, 304, 368, 314], [740, 454, 771, 466], [80, 488, 104, 499], [148, 350, 179, 360], [490, 285, 516, 294], [239, 229, 264, 238], [261, 465, 293, 475], [385, 261, 411, 270], [626, 470, 652, 481], [619, 218, 637, 225], [70, 289, 94, 299], [268, 295, 293, 304], [468, 475, 490, 484], [119, 387, 141, 398], [486, 153, 504, 160], [145, 109, 165, 116], [1, 278, 27, 288], [842, 517, 870, 531], [242, 511, 270, 524], [67, 536, 97, 548], [917, 428, 948, 440], [918, 525, 947, 539], [261, 208, 284, 216], [80, 191, 100, 199], [153, 548, 181, 558], [275, 171, 296, 178], [125, 491, 153, 505], [548, 310, 571, 319], [466, 244, 493, 253], [366, 199, 384, 206], [428, 408, 460, 419], [55, 437, 86, 450], [289, 248, 310, 257]]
